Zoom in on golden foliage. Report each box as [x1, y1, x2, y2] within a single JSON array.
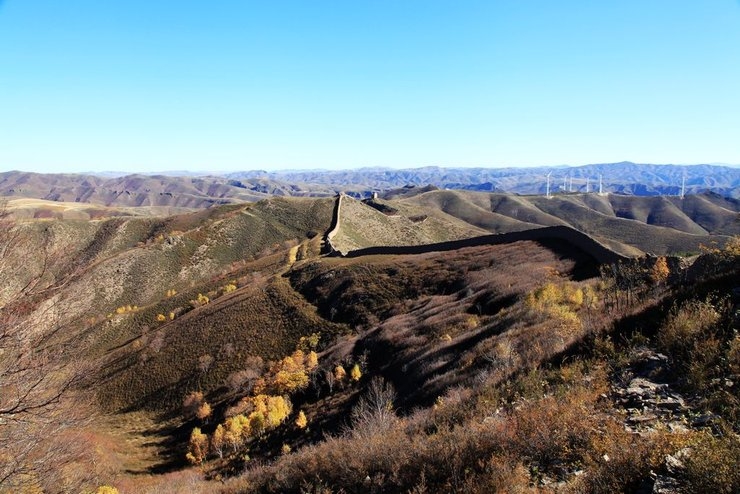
[[156, 313, 166, 322], [259, 349, 317, 394], [334, 365, 346, 382], [249, 394, 292, 431], [650, 256, 670, 285], [526, 281, 585, 332], [211, 424, 226, 458], [113, 305, 138, 315], [186, 427, 208, 465], [96, 487, 119, 494], [295, 410, 308, 429], [196, 402, 212, 421], [723, 235, 740, 256], [190, 293, 210, 308], [350, 364, 362, 382], [306, 350, 319, 370], [223, 414, 251, 453]]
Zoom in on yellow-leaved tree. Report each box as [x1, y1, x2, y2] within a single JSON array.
[[350, 363, 362, 382], [334, 364, 346, 382], [186, 427, 209, 464], [258, 349, 318, 395], [295, 410, 308, 429], [650, 256, 670, 286], [210, 424, 226, 459], [223, 414, 251, 453]]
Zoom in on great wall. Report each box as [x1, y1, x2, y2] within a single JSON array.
[[322, 193, 628, 265]]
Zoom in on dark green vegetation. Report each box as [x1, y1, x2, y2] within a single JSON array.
[[1, 193, 738, 493]]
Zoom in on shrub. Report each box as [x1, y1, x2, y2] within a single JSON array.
[[183, 391, 210, 421], [658, 299, 723, 389], [350, 363, 362, 382], [334, 365, 346, 382], [96, 487, 119, 494], [350, 377, 397, 438], [683, 430, 740, 494], [295, 410, 308, 429]]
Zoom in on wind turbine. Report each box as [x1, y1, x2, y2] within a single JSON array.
[[546, 172, 552, 198]]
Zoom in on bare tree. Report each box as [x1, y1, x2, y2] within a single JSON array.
[[0, 205, 94, 490], [349, 377, 397, 438]]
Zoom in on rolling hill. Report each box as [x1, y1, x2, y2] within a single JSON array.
[[385, 189, 740, 256], [2, 163, 740, 214], [1, 191, 739, 493]]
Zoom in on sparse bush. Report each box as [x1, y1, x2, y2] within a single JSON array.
[[683, 430, 740, 493], [96, 486, 119, 494], [350, 377, 397, 437], [226, 369, 261, 396], [334, 364, 346, 382], [525, 281, 584, 333], [729, 337, 740, 375], [183, 391, 209, 421], [297, 332, 321, 351], [190, 293, 210, 308], [658, 299, 723, 390]]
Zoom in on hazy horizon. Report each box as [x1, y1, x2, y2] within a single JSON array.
[[2, 161, 739, 179], [2, 1, 740, 173]]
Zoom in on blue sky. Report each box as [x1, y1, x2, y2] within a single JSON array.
[[1, 1, 739, 173]]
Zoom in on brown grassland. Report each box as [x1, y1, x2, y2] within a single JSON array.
[[0, 195, 739, 493]]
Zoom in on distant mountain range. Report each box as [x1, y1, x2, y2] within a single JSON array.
[[228, 162, 740, 198], [1, 162, 739, 209]]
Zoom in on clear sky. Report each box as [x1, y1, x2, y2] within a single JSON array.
[[1, 1, 739, 173]]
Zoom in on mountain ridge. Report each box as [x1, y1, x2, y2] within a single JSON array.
[[2, 162, 739, 212]]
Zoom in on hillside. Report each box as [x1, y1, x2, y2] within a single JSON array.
[[0, 196, 335, 329], [394, 190, 740, 256], [1, 194, 739, 493], [0, 171, 337, 209], [2, 164, 740, 213]]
